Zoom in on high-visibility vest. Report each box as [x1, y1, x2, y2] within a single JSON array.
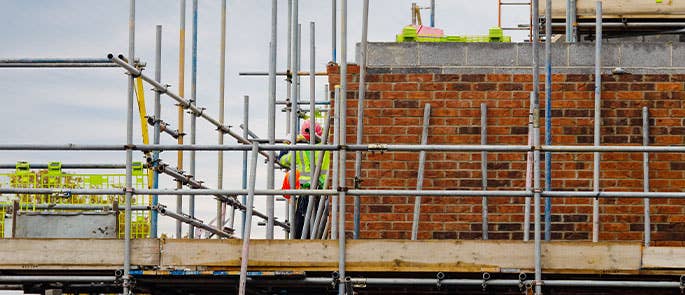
[[281, 170, 300, 200], [279, 150, 330, 188]]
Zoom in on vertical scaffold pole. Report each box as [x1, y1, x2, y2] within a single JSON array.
[[331, 86, 341, 240], [481, 103, 488, 240], [289, 0, 300, 239], [286, 0, 293, 136], [531, 0, 542, 294], [524, 92, 534, 242], [411, 104, 431, 240], [430, 0, 436, 27], [544, 0, 553, 242], [643, 106, 651, 247], [238, 142, 259, 295], [570, 0, 577, 42], [241, 96, 249, 237], [332, 0, 337, 62], [217, 0, 227, 237], [301, 21, 317, 239], [353, 0, 369, 240], [176, 0, 186, 240], [123, 0, 135, 293], [592, 0, 602, 243], [338, 0, 348, 293], [189, 0, 198, 238], [266, 0, 278, 240], [151, 24, 162, 239]]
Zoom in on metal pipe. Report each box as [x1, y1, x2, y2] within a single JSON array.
[[0, 58, 113, 63], [151, 24, 162, 239], [643, 106, 651, 247], [352, 0, 369, 240], [0, 203, 150, 210], [239, 71, 327, 76], [524, 93, 534, 241], [123, 0, 135, 293], [570, 0, 577, 42], [338, 0, 348, 293], [0, 163, 146, 169], [592, 0, 602, 243], [147, 117, 180, 139], [565, 0, 571, 42], [331, 86, 340, 240], [266, 0, 278, 240], [288, 0, 300, 239], [544, 0, 553, 242], [332, 0, 337, 62], [481, 103, 489, 240], [217, 0, 227, 238], [155, 205, 232, 238], [10, 187, 685, 199], [411, 103, 431, 240], [189, 0, 198, 239], [551, 22, 685, 28], [531, 0, 542, 294], [176, 0, 186, 240], [276, 100, 330, 105], [300, 21, 317, 240], [0, 276, 116, 283], [0, 63, 117, 68], [430, 0, 435, 27], [241, 96, 249, 236], [310, 113, 333, 239], [14, 142, 685, 153], [238, 143, 259, 295], [286, 0, 293, 136]]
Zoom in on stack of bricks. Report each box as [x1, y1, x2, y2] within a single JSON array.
[[328, 63, 685, 245]]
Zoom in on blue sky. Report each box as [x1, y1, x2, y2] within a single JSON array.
[[0, 0, 529, 238]]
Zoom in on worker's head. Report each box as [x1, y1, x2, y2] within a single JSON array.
[[300, 120, 323, 142]]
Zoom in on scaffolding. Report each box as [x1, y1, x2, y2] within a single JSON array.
[[2, 0, 685, 295]]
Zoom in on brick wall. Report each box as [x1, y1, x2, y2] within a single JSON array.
[[328, 64, 685, 245]]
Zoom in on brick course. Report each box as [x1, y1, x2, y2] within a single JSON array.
[[328, 64, 685, 245]]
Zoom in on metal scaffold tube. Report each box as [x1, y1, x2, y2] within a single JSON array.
[[300, 21, 317, 240], [544, 0, 553, 242], [592, 0, 602, 243], [643, 106, 651, 247], [310, 113, 333, 239], [123, 0, 135, 293], [481, 103, 488, 240], [524, 92, 534, 241], [189, 0, 198, 239], [531, 0, 542, 294], [352, 0, 369, 240], [238, 142, 259, 295], [151, 24, 162, 239], [176, 0, 187, 240], [332, 0, 337, 62], [241, 96, 250, 236], [217, 0, 227, 238], [331, 86, 340, 240], [154, 205, 232, 238], [288, 0, 299, 239], [411, 103, 431, 240], [266, 0, 278, 240], [338, 0, 348, 293]]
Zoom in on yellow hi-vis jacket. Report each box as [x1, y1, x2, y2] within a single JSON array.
[[279, 150, 331, 189]]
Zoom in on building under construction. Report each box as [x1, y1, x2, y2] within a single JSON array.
[[4, 0, 685, 294]]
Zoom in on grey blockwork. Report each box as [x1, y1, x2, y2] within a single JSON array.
[[621, 43, 671, 67], [359, 42, 685, 72], [14, 212, 117, 238], [417, 43, 466, 66]]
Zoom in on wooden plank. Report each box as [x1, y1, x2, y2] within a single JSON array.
[[540, 0, 685, 19], [643, 247, 685, 269], [0, 239, 159, 269], [161, 239, 642, 273], [542, 242, 641, 272]]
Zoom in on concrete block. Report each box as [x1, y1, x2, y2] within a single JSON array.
[[417, 43, 466, 66], [568, 43, 620, 67], [465, 43, 517, 66], [671, 43, 685, 67], [363, 42, 418, 67], [518, 42, 568, 67], [620, 43, 671, 67]]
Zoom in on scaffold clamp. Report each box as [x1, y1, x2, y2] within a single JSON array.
[[482, 272, 491, 291], [331, 271, 340, 289], [436, 272, 445, 289], [368, 144, 387, 152]]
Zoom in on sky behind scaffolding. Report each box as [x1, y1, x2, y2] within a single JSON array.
[[0, 0, 530, 238]]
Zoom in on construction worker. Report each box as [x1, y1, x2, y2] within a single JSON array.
[[279, 121, 330, 238]]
